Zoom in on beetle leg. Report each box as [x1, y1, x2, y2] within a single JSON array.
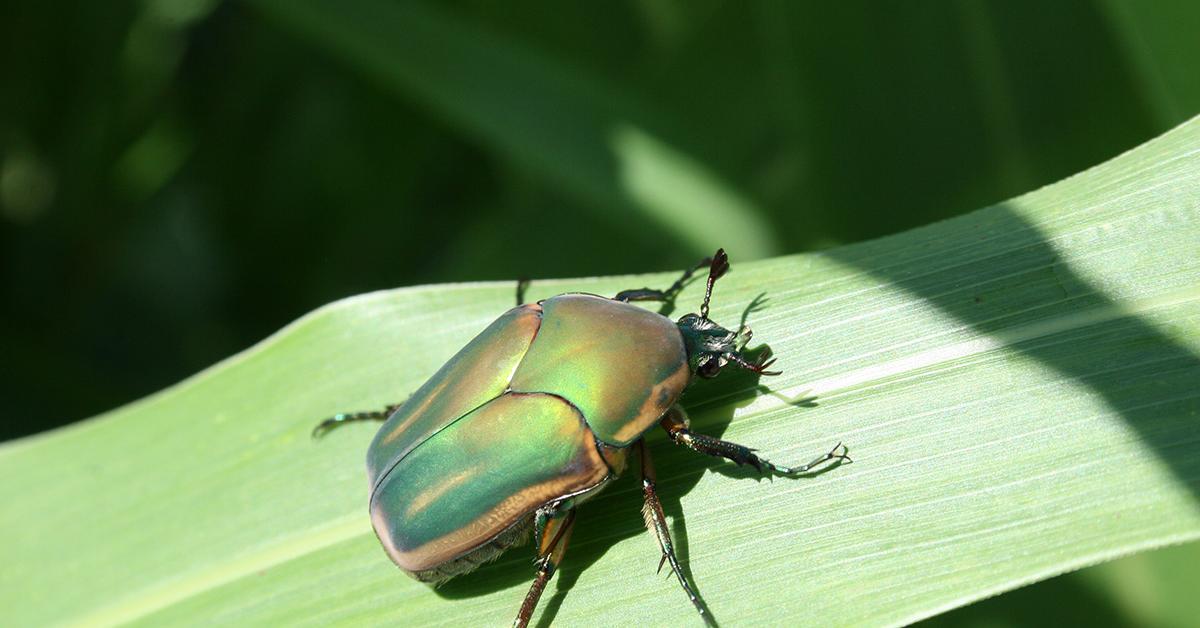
[[531, 498, 574, 547], [311, 403, 402, 438], [515, 277, 531, 306], [515, 509, 576, 628], [660, 406, 851, 476], [724, 351, 782, 376], [613, 255, 712, 303], [636, 440, 712, 626]]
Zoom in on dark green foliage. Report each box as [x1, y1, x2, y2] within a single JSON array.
[[1, 2, 1197, 445]]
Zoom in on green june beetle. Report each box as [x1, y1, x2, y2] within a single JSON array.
[[314, 249, 850, 626]]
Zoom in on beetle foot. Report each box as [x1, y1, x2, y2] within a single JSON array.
[[769, 442, 852, 476], [311, 404, 401, 439]]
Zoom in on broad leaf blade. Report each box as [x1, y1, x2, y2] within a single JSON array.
[[2, 119, 1199, 626], [247, 0, 778, 260]]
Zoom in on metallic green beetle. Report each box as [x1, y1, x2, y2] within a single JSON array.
[[315, 250, 850, 627]]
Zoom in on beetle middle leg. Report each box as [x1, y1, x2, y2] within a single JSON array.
[[515, 278, 531, 306], [515, 509, 577, 628], [637, 440, 712, 625], [311, 403, 402, 438], [613, 254, 714, 303], [660, 406, 850, 476]]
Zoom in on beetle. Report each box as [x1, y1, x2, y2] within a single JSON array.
[[314, 249, 850, 626]]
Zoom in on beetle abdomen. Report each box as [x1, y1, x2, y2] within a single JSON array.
[[509, 294, 690, 446], [409, 515, 532, 584], [370, 392, 609, 576]]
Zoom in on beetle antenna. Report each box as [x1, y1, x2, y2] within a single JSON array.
[[699, 248, 729, 321], [726, 352, 781, 376]]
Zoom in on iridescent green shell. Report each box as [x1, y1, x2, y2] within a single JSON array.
[[366, 305, 541, 491], [366, 293, 692, 580], [509, 294, 690, 446], [371, 393, 609, 579]]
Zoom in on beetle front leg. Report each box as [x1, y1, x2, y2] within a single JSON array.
[[637, 440, 712, 626], [515, 278, 531, 306], [515, 509, 576, 628], [613, 255, 712, 303], [660, 406, 851, 476], [311, 403, 402, 438]]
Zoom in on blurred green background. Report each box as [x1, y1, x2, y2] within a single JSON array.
[[1, 1, 1198, 624]]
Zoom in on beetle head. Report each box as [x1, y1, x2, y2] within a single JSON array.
[[676, 249, 780, 379]]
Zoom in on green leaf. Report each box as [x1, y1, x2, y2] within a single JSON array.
[[925, 541, 1200, 628], [3, 116, 1199, 626]]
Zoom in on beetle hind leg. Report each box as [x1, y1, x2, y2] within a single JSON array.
[[637, 440, 712, 626], [311, 403, 402, 438], [515, 509, 576, 628], [661, 406, 850, 476]]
